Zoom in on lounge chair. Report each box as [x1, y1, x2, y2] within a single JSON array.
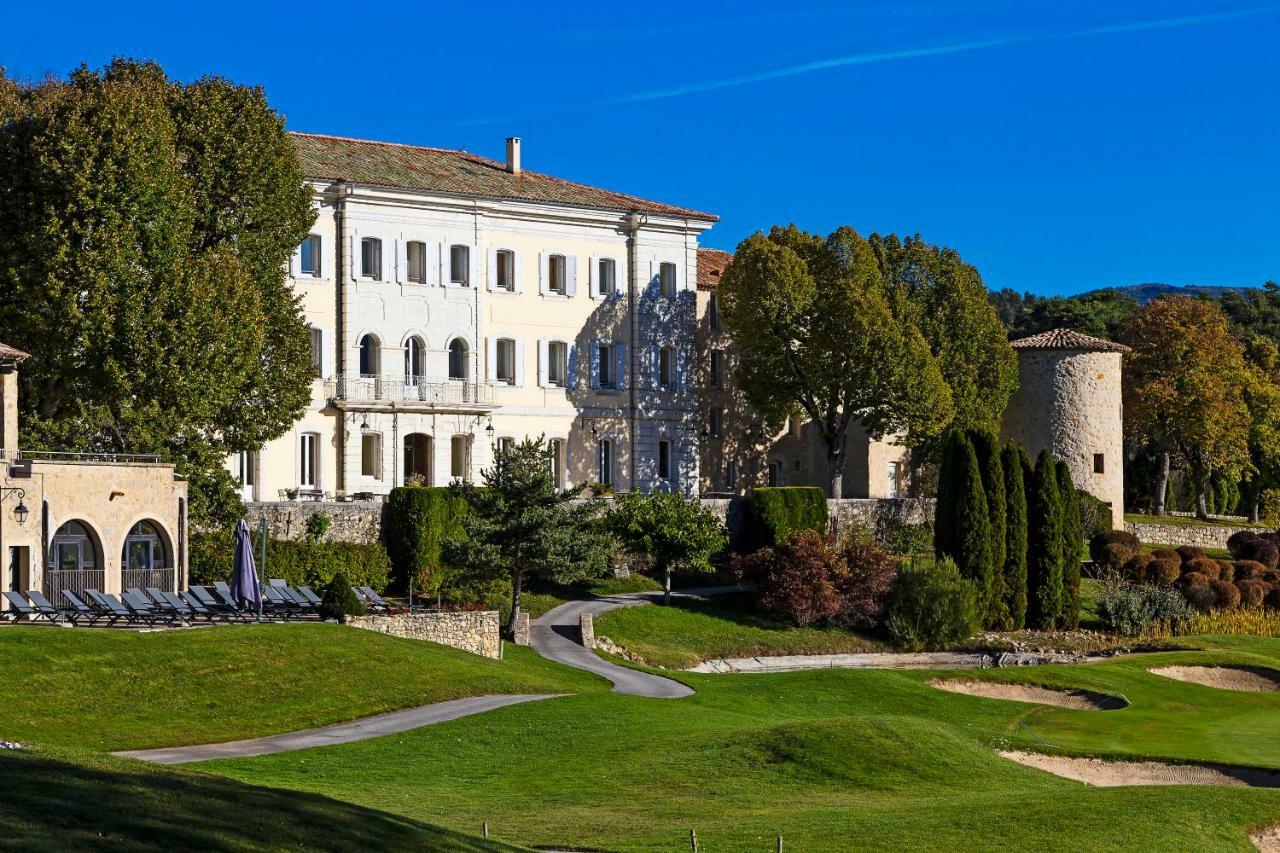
[[279, 585, 318, 614], [86, 590, 144, 626], [359, 586, 394, 613], [25, 590, 72, 625], [148, 588, 204, 623], [262, 584, 304, 618], [188, 586, 248, 621], [213, 581, 270, 616], [2, 591, 40, 622], [62, 589, 106, 626], [123, 589, 180, 626], [177, 590, 228, 622], [297, 586, 324, 607]]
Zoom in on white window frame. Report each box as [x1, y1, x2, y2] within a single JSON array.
[[550, 438, 566, 488], [361, 432, 383, 480], [709, 406, 723, 438], [657, 347, 673, 390], [361, 237, 382, 281], [496, 338, 517, 386], [495, 249, 515, 292], [659, 262, 677, 298], [596, 257, 616, 298], [309, 327, 324, 377], [450, 435, 472, 481], [548, 253, 567, 295], [547, 340, 567, 388], [658, 439, 672, 482], [300, 234, 321, 278], [708, 293, 721, 331], [406, 241, 427, 284], [598, 439, 613, 486], [299, 432, 320, 490], [450, 244, 471, 286], [449, 338, 469, 381], [598, 343, 614, 389]]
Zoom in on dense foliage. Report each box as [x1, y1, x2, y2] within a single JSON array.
[[609, 492, 727, 604], [883, 558, 980, 651], [319, 572, 366, 622], [747, 487, 829, 549], [1056, 461, 1084, 629], [1000, 442, 1029, 629], [385, 486, 471, 595], [1027, 450, 1064, 629], [1096, 584, 1194, 636], [188, 531, 390, 591]]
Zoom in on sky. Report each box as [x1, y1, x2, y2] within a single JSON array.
[[3, 1, 1277, 296]]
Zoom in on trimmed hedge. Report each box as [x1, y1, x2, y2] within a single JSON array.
[[189, 531, 390, 592], [385, 486, 471, 594], [747, 487, 828, 550]]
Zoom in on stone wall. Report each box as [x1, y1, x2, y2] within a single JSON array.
[[347, 610, 501, 659], [244, 500, 384, 544], [1126, 521, 1266, 551]]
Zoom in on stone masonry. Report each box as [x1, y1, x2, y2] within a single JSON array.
[[244, 500, 383, 544], [347, 610, 501, 659], [1126, 521, 1268, 551]]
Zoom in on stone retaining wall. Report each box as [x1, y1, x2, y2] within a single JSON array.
[[1126, 521, 1267, 551], [347, 610, 501, 659], [244, 500, 383, 544]]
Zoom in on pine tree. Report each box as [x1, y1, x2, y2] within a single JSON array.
[[1000, 441, 1029, 630], [933, 429, 968, 561], [969, 429, 1007, 627], [1027, 450, 1064, 629], [953, 438, 994, 614], [1056, 461, 1084, 630]]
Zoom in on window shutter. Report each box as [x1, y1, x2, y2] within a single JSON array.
[[648, 258, 657, 298], [588, 256, 598, 300], [538, 251, 548, 296], [439, 243, 451, 287], [567, 343, 578, 387], [565, 255, 578, 297], [468, 245, 480, 288], [289, 246, 300, 278], [615, 258, 625, 296], [487, 247, 498, 292], [380, 239, 391, 283], [316, 235, 324, 278], [349, 230, 360, 281], [395, 239, 407, 283], [651, 345, 660, 388], [320, 328, 333, 380], [515, 339, 526, 387], [589, 339, 600, 389], [615, 342, 627, 390], [513, 250, 524, 294], [485, 337, 497, 383], [537, 339, 549, 387]]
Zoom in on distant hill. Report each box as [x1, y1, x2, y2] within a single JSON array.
[[1083, 283, 1258, 304]]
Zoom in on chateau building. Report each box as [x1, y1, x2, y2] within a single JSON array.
[[230, 135, 715, 501]]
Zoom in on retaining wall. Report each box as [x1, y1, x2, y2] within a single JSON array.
[[347, 610, 501, 659], [1126, 521, 1267, 551]]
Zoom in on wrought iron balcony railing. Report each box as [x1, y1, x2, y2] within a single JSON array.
[[325, 373, 495, 408]]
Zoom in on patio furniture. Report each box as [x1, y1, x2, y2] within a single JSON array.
[[188, 586, 249, 621], [2, 591, 40, 622], [60, 590, 104, 626], [25, 590, 72, 625], [358, 586, 394, 613], [86, 590, 149, 626]]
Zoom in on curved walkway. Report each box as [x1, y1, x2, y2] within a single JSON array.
[[113, 694, 558, 765]]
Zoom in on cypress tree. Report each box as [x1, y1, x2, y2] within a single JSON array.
[[969, 429, 1007, 628], [933, 429, 968, 561], [1056, 461, 1084, 630], [1027, 449, 1063, 629], [953, 438, 995, 615], [1000, 442, 1029, 630]]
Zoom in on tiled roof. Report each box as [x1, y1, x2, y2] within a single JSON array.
[[0, 342, 30, 362], [1009, 328, 1131, 353], [290, 133, 717, 220], [697, 248, 733, 290]]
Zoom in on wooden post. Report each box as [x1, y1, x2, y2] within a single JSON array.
[[777, 835, 783, 852], [689, 829, 698, 851], [482, 822, 489, 839]]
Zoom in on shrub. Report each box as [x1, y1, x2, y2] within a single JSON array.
[[739, 532, 842, 627], [1235, 560, 1266, 581], [1123, 552, 1154, 581], [1227, 530, 1261, 559], [1000, 442, 1029, 630], [747, 487, 828, 550], [1267, 587, 1280, 610], [319, 572, 366, 622], [1209, 579, 1242, 610], [1179, 571, 1210, 589], [1149, 560, 1180, 586], [1056, 461, 1084, 629], [1253, 540, 1280, 571], [1098, 543, 1135, 574], [1152, 548, 1182, 565], [1097, 584, 1194, 636], [1089, 530, 1141, 564], [1184, 583, 1218, 612], [1184, 557, 1221, 580], [188, 531, 390, 592], [1190, 607, 1280, 636], [1216, 561, 1236, 582], [1175, 545, 1206, 563], [304, 512, 332, 542], [1237, 579, 1271, 609], [1263, 568, 1280, 585], [1027, 450, 1063, 629], [835, 535, 898, 628], [1077, 492, 1114, 545], [883, 558, 980, 652], [972, 430, 1007, 628], [385, 486, 471, 594]]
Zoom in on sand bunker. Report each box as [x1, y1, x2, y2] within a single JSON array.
[[930, 680, 1127, 710], [1149, 665, 1280, 693], [1000, 751, 1280, 788], [1253, 825, 1280, 853]]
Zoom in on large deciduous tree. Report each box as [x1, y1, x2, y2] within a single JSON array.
[[1118, 297, 1250, 519], [719, 226, 953, 497], [0, 60, 315, 526], [1240, 338, 1280, 522]]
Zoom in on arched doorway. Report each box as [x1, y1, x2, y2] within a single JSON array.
[[359, 334, 383, 400], [46, 520, 103, 607], [404, 336, 425, 384], [122, 520, 175, 592], [404, 434, 433, 485]]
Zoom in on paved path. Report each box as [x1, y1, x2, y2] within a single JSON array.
[[529, 587, 737, 699], [113, 694, 558, 765]]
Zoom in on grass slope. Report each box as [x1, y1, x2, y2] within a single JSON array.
[[593, 593, 883, 668], [205, 637, 1280, 851], [0, 624, 602, 751]]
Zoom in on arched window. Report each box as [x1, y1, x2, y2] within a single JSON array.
[[404, 336, 425, 384], [359, 335, 380, 376], [123, 520, 168, 572], [449, 339, 469, 381], [48, 521, 100, 572]]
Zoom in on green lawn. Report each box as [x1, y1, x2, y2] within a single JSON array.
[[1141, 541, 1233, 560], [593, 592, 884, 668]]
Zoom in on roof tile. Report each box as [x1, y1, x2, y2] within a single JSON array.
[[1009, 328, 1130, 353], [697, 248, 732, 290]]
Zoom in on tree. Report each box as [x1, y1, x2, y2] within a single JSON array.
[[1056, 461, 1083, 630], [1027, 450, 1063, 629], [1239, 337, 1280, 522], [1000, 441, 1029, 629], [990, 288, 1138, 341], [932, 429, 968, 563], [443, 437, 615, 635], [873, 234, 1018, 442], [0, 60, 314, 526], [609, 492, 727, 605], [719, 226, 953, 497], [969, 429, 1007, 627], [1118, 296, 1250, 519], [936, 434, 994, 616]]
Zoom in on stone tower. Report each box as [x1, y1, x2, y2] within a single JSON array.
[[1000, 329, 1128, 528]]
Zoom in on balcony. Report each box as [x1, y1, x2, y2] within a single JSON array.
[[325, 373, 495, 412]]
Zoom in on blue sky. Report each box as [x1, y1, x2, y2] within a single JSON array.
[[4, 1, 1277, 296]]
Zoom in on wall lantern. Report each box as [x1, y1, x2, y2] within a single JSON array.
[[1, 486, 26, 525]]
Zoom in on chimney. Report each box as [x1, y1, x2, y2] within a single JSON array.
[[1, 363, 18, 460], [505, 137, 521, 175]]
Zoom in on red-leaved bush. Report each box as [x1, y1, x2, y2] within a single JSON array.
[[1209, 578, 1241, 610], [1237, 579, 1270, 609], [836, 536, 898, 628]]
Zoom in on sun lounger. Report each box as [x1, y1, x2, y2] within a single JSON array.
[[2, 591, 40, 622], [188, 586, 249, 621], [86, 590, 145, 626], [147, 588, 205, 623], [25, 590, 72, 624], [297, 586, 323, 607], [262, 584, 304, 618], [279, 585, 318, 613], [123, 589, 180, 626], [177, 590, 227, 622], [358, 586, 394, 613], [62, 589, 107, 626]]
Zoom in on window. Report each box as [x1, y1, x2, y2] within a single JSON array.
[[710, 350, 724, 389], [708, 294, 721, 331], [657, 347, 673, 390], [498, 437, 514, 455], [450, 244, 470, 285], [550, 438, 565, 487], [237, 451, 257, 498], [548, 253, 567, 294], [300, 433, 319, 489], [1094, 453, 1105, 474], [768, 460, 782, 487], [659, 262, 677, 297], [709, 407, 723, 438], [309, 327, 324, 377], [361, 433, 382, 480], [49, 521, 98, 572], [597, 258, 616, 297], [123, 520, 166, 572], [450, 435, 470, 481], [598, 343, 614, 389], [725, 460, 736, 490], [406, 241, 427, 283], [404, 337, 425, 384], [359, 335, 379, 376], [887, 462, 900, 499], [547, 341, 567, 387], [598, 439, 613, 486], [495, 249, 514, 291], [361, 237, 382, 280], [658, 439, 672, 481], [496, 338, 517, 385], [449, 339, 469, 380], [300, 234, 321, 277]]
